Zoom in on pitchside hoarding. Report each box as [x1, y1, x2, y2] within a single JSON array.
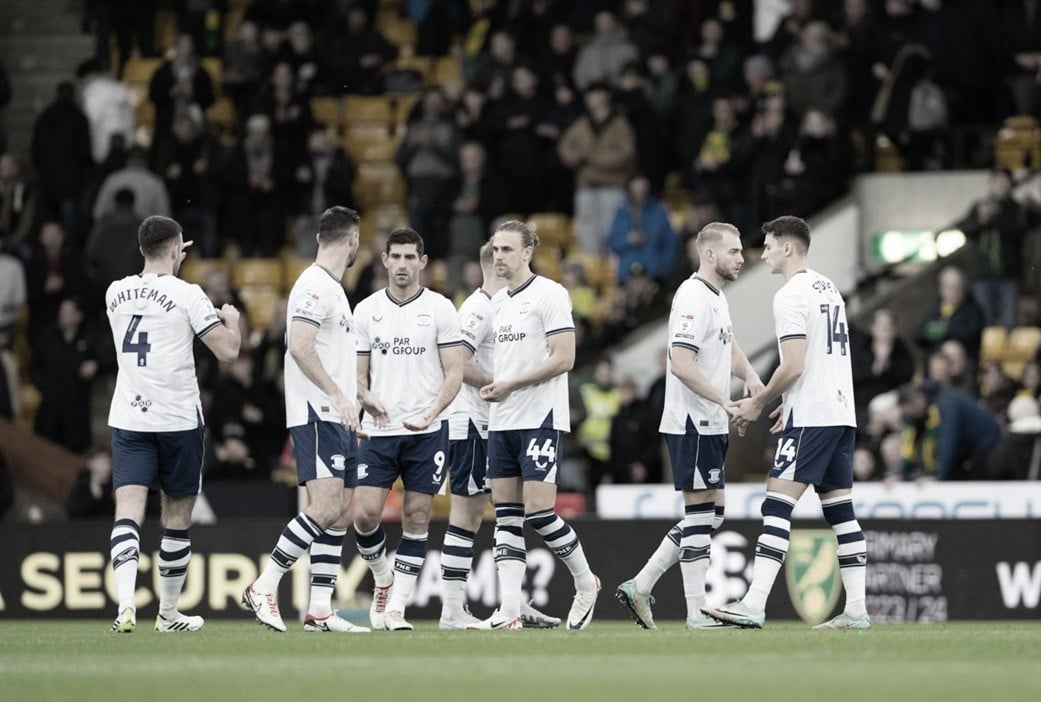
[[1, 520, 1038, 623]]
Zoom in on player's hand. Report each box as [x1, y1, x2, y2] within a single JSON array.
[[730, 397, 763, 429], [480, 381, 513, 402], [219, 303, 240, 326], [768, 404, 785, 434], [359, 390, 389, 429], [332, 391, 360, 433], [722, 401, 746, 436], [403, 409, 435, 432]]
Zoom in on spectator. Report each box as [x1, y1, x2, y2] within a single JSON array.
[[30, 82, 94, 248], [896, 381, 1001, 481], [446, 141, 509, 290], [25, 222, 84, 350], [327, 4, 397, 96], [201, 267, 244, 311], [954, 168, 1025, 330], [607, 376, 660, 484], [987, 395, 1041, 480], [914, 265, 985, 364], [0, 450, 13, 520], [86, 188, 143, 302], [222, 19, 266, 120], [748, 91, 797, 236], [768, 109, 852, 221], [1019, 359, 1041, 399], [979, 360, 1016, 419], [672, 58, 716, 188], [572, 10, 639, 90], [606, 173, 678, 285], [31, 297, 99, 453], [0, 60, 9, 155], [534, 23, 578, 96], [93, 147, 171, 222], [486, 64, 552, 215], [155, 113, 219, 257], [0, 247, 26, 347], [148, 33, 215, 156], [65, 448, 116, 519], [206, 355, 282, 480], [76, 57, 135, 165], [87, 0, 158, 73], [539, 78, 583, 215], [226, 113, 288, 257], [0, 326, 18, 418], [831, 0, 882, 126], [395, 88, 460, 261], [290, 125, 354, 258], [0, 153, 38, 256], [469, 30, 517, 100], [575, 357, 621, 487], [939, 338, 979, 397], [277, 21, 324, 98], [254, 61, 313, 167], [851, 308, 917, 425], [691, 17, 745, 93], [778, 20, 847, 120], [614, 61, 666, 191], [176, 0, 228, 57], [689, 97, 753, 234], [558, 81, 636, 254]]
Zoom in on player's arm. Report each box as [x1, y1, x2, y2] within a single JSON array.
[[481, 330, 575, 402], [288, 318, 358, 430], [356, 354, 387, 428], [403, 344, 466, 431], [199, 303, 242, 363], [731, 340, 765, 397], [670, 345, 729, 407], [460, 348, 491, 388], [733, 337, 805, 424]]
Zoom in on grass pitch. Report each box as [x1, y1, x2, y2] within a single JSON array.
[[1, 620, 1038, 702]]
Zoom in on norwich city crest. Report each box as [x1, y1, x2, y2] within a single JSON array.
[[785, 530, 842, 624]]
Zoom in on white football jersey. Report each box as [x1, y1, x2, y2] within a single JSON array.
[[449, 288, 495, 440], [488, 275, 573, 432], [284, 264, 356, 428], [659, 276, 733, 436], [774, 269, 856, 428], [106, 273, 221, 431], [355, 287, 464, 436]]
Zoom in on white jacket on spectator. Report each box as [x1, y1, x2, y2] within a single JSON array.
[[81, 74, 135, 163]]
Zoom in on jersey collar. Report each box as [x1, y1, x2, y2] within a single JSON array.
[[693, 275, 721, 296], [508, 274, 538, 297], [385, 287, 424, 307]]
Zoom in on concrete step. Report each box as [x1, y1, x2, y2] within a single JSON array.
[[0, 0, 84, 36], [0, 36, 95, 76]]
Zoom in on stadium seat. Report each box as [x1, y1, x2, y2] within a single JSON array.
[[239, 285, 284, 330], [344, 248, 375, 292], [874, 134, 903, 172], [1006, 326, 1041, 361], [180, 257, 229, 287], [283, 258, 314, 292], [981, 326, 1008, 362], [432, 55, 462, 86], [532, 246, 563, 281], [377, 16, 418, 51], [995, 119, 1041, 170], [206, 96, 237, 130], [527, 213, 573, 252], [342, 123, 394, 162], [345, 95, 393, 125], [232, 258, 284, 288], [311, 96, 345, 130], [566, 253, 615, 291], [201, 57, 222, 91], [392, 93, 421, 123], [122, 57, 162, 86], [353, 161, 407, 209], [359, 204, 408, 245]]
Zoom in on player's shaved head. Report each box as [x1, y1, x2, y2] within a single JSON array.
[[318, 205, 360, 244], [479, 240, 494, 266], [762, 215, 810, 252], [138, 215, 182, 259], [695, 222, 739, 254]]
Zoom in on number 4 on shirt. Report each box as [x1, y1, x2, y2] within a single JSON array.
[[122, 314, 151, 366]]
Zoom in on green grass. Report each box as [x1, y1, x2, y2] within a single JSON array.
[[1, 620, 1039, 702]]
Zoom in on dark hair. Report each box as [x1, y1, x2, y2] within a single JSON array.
[[761, 215, 810, 252], [495, 219, 539, 249], [56, 81, 76, 100], [896, 383, 924, 407], [75, 58, 102, 78], [318, 206, 360, 245], [386, 227, 425, 256], [138, 215, 182, 259], [114, 188, 136, 207]]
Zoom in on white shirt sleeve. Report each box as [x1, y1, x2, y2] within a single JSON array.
[[458, 300, 490, 353], [354, 298, 371, 354], [540, 282, 575, 337], [186, 283, 223, 336], [670, 288, 711, 352], [436, 297, 464, 348], [774, 285, 809, 342], [289, 279, 331, 329]]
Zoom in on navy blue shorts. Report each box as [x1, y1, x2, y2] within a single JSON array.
[[487, 427, 563, 483], [357, 422, 448, 494], [448, 419, 490, 497], [289, 420, 358, 487], [769, 424, 856, 492], [111, 425, 204, 497], [665, 429, 728, 492]]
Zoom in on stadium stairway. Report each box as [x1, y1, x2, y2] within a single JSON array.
[[0, 0, 94, 160]]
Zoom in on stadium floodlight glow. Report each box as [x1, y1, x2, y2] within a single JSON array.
[[935, 229, 967, 257]]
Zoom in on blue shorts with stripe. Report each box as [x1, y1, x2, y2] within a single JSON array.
[[769, 422, 856, 492], [111, 424, 204, 497], [448, 419, 490, 497], [289, 418, 359, 487], [358, 421, 449, 494], [487, 422, 563, 484], [664, 423, 728, 492]]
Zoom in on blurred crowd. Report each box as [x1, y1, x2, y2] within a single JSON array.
[[3, 0, 1041, 519]]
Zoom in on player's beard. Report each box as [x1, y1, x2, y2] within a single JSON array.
[[716, 261, 738, 282]]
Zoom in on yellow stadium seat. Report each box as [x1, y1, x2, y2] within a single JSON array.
[[180, 257, 230, 287], [1007, 326, 1041, 361], [206, 96, 237, 129], [283, 258, 314, 292], [377, 16, 418, 50], [566, 253, 615, 291], [122, 57, 162, 86], [532, 247, 562, 281], [232, 258, 284, 288], [239, 285, 284, 330], [432, 55, 461, 86], [345, 96, 393, 124], [311, 96, 345, 129], [392, 93, 420, 123], [527, 213, 573, 252], [1003, 360, 1028, 380], [353, 161, 407, 209], [201, 57, 222, 91], [342, 122, 394, 162], [874, 134, 903, 172], [980, 326, 1008, 362]]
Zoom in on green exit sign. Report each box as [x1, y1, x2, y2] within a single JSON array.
[[871, 229, 966, 263]]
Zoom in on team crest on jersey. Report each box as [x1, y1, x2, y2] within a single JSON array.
[[785, 530, 842, 625], [519, 301, 531, 315], [331, 454, 346, 470], [416, 314, 432, 326], [707, 468, 721, 484]]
